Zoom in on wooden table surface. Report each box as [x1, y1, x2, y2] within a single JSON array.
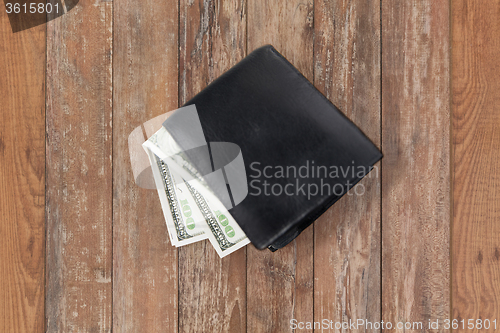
[[1, 0, 499, 332]]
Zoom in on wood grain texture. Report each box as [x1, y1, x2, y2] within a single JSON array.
[[381, 0, 450, 331], [45, 1, 113, 331], [452, 0, 500, 329], [0, 11, 45, 333], [313, 0, 381, 331], [178, 1, 247, 332], [246, 1, 314, 332], [112, 0, 179, 332], [9, 0, 500, 331]]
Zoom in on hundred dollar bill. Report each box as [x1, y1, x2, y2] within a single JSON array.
[[183, 179, 250, 257], [143, 126, 249, 257], [145, 148, 207, 247]]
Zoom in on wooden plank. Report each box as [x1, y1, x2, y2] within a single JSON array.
[[0, 11, 46, 333], [452, 0, 500, 329], [178, 1, 247, 332], [112, 0, 179, 331], [246, 1, 314, 332], [313, 0, 381, 331], [381, 0, 450, 331], [45, 1, 113, 331]]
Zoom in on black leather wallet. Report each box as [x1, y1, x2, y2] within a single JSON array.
[[165, 45, 382, 251]]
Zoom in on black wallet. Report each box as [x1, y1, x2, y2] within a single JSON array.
[[164, 45, 382, 251]]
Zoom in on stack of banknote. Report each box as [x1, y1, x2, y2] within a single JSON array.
[[142, 127, 250, 258]]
